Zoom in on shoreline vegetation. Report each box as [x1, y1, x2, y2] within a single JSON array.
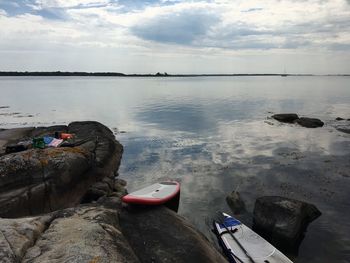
[[0, 71, 349, 77]]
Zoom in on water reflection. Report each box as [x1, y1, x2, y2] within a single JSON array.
[[1, 76, 350, 262], [120, 119, 350, 263]]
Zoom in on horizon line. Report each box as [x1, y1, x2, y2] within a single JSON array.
[[0, 71, 349, 77]]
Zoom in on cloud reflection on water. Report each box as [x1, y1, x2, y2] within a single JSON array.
[[119, 114, 350, 263], [1, 76, 350, 262]]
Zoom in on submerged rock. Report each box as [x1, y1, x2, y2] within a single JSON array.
[[253, 196, 321, 249], [296, 117, 324, 128], [337, 128, 350, 134], [272, 113, 299, 123], [226, 191, 246, 214], [332, 119, 350, 134], [336, 117, 345, 121]]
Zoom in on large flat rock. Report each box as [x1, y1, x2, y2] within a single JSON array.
[[0, 195, 227, 263], [0, 203, 140, 263], [22, 206, 139, 263], [120, 206, 227, 263], [0, 121, 123, 218]]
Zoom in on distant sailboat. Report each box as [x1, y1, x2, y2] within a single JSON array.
[[281, 66, 287, 77]]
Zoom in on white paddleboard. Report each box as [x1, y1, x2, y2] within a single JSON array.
[[122, 181, 180, 205], [214, 212, 293, 263]]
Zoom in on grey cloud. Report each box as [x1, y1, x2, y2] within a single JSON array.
[[215, 41, 278, 50], [199, 23, 278, 50], [36, 8, 67, 20], [213, 15, 350, 50], [329, 43, 350, 51], [131, 11, 333, 51], [213, 24, 273, 38], [281, 39, 312, 49], [131, 10, 220, 45]]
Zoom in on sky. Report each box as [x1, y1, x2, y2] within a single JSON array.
[[0, 0, 349, 74]]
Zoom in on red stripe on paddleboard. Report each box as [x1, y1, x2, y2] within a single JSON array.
[[122, 181, 180, 205]]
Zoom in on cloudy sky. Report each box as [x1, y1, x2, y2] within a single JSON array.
[[0, 0, 349, 74]]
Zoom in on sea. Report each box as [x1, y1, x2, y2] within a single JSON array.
[[1, 76, 349, 262]]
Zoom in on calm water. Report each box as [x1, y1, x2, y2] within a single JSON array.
[[1, 76, 350, 262]]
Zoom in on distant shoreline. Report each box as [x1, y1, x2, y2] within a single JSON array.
[[0, 71, 349, 77]]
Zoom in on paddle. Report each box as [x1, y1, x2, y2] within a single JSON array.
[[215, 212, 256, 263], [205, 217, 243, 263]]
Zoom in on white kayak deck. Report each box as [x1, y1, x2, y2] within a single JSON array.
[[214, 213, 293, 263]]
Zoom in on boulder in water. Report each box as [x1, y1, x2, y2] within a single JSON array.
[[253, 196, 321, 249], [296, 117, 324, 128], [272, 113, 299, 123]]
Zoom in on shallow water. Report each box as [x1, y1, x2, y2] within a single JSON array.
[[1, 76, 349, 262]]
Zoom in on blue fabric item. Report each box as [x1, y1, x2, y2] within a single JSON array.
[[43, 136, 54, 145], [220, 216, 241, 228]]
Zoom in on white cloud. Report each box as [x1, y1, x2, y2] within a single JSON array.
[[33, 0, 110, 9], [0, 0, 349, 73]]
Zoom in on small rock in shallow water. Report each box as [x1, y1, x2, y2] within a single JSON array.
[[296, 117, 324, 128], [264, 120, 275, 126], [272, 113, 299, 123], [226, 191, 246, 214], [336, 117, 345, 121], [337, 128, 350, 134]]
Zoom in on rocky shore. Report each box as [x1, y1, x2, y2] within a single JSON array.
[[0, 122, 226, 263], [271, 113, 350, 133]]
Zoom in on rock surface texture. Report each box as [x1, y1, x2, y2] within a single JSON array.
[[120, 206, 227, 263], [253, 196, 321, 249], [21, 205, 140, 263], [0, 122, 227, 263], [272, 114, 299, 123], [226, 191, 246, 214], [0, 201, 140, 263], [332, 119, 350, 134], [0, 121, 123, 218], [272, 114, 325, 128], [296, 117, 324, 128]]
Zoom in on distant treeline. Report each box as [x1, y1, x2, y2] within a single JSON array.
[[0, 71, 349, 77], [0, 71, 126, 76]]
